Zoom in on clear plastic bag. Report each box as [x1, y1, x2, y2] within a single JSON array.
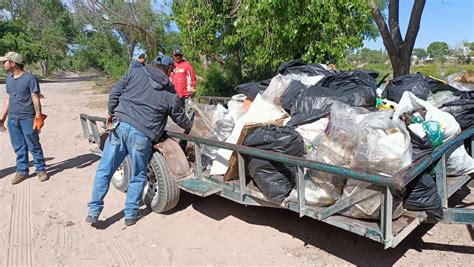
[[394, 91, 474, 176], [350, 112, 412, 176], [200, 110, 235, 170], [306, 102, 374, 206], [447, 72, 474, 92]]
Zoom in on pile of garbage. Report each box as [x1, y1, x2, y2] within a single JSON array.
[[189, 62, 474, 220]]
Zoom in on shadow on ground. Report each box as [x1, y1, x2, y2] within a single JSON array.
[[0, 157, 54, 179], [46, 153, 100, 177], [167, 189, 474, 266]]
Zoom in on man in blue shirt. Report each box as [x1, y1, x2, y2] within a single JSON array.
[[0, 52, 49, 184]]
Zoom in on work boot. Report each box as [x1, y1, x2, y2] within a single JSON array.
[[37, 171, 49, 182], [11, 172, 27, 185], [85, 215, 99, 224], [124, 214, 143, 226]]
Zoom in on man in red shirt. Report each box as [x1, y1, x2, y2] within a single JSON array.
[[170, 48, 197, 151], [170, 48, 197, 99]]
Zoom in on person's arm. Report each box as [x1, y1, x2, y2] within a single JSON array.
[[30, 77, 42, 117], [169, 96, 192, 131], [0, 94, 9, 123], [108, 71, 132, 116], [31, 93, 42, 116], [187, 62, 197, 92]]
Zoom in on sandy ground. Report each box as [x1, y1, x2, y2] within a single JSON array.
[[0, 74, 473, 266]]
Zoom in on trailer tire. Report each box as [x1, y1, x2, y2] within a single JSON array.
[[143, 151, 180, 213], [111, 156, 131, 192]]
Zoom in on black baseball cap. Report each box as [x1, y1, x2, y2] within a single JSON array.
[[173, 48, 183, 55]]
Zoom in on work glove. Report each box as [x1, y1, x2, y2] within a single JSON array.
[[33, 114, 47, 133]]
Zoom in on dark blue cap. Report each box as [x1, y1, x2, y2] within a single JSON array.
[[152, 55, 174, 66]]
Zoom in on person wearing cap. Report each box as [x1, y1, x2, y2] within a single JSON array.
[[0, 51, 49, 184], [130, 53, 146, 69], [170, 48, 197, 100], [86, 54, 192, 227]]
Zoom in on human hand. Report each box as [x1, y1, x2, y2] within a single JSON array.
[[33, 114, 47, 133], [106, 114, 114, 129]]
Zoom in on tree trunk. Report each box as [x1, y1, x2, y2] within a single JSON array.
[[128, 40, 136, 64], [199, 53, 209, 72], [369, 0, 425, 78], [232, 49, 243, 83], [40, 59, 49, 77], [390, 56, 410, 78]]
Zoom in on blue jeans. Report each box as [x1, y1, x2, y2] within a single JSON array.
[[88, 122, 152, 220], [7, 118, 46, 175]]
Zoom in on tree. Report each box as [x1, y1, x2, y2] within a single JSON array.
[[0, 0, 78, 76], [412, 47, 428, 59], [369, 0, 425, 77], [73, 0, 171, 63], [427, 41, 449, 61], [173, 0, 377, 84]]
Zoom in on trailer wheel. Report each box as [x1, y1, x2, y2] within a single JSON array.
[[143, 151, 180, 213], [111, 156, 131, 192]]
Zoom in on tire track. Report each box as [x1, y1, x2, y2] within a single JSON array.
[[0, 193, 14, 267], [110, 239, 133, 266], [7, 180, 33, 267], [59, 224, 72, 248]]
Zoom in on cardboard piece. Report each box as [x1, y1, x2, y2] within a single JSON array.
[[223, 117, 287, 181]]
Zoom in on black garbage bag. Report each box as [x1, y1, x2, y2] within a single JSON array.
[[382, 73, 443, 103], [243, 125, 305, 202], [287, 70, 378, 127], [280, 80, 306, 113], [403, 165, 443, 220], [441, 92, 474, 130], [408, 128, 434, 161], [277, 59, 334, 76], [460, 91, 474, 99], [234, 79, 271, 101]]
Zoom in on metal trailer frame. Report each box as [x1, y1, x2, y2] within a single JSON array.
[[79, 113, 474, 249]]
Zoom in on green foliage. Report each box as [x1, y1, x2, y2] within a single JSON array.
[[412, 64, 474, 79], [427, 41, 449, 60], [412, 48, 428, 59], [69, 30, 129, 78], [0, 1, 79, 75], [173, 0, 377, 89], [197, 64, 237, 97], [346, 48, 389, 65]]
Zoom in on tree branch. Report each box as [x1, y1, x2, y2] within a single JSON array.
[[403, 0, 425, 57], [388, 0, 403, 46], [211, 53, 226, 65], [369, 0, 398, 56]]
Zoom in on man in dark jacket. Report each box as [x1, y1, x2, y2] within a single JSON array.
[[86, 55, 191, 226], [130, 53, 146, 69]]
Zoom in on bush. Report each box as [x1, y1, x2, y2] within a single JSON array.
[[198, 64, 237, 97]]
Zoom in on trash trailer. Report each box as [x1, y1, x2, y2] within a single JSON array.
[[79, 113, 474, 249]]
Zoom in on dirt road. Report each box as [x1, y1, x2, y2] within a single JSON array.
[[0, 75, 473, 266]]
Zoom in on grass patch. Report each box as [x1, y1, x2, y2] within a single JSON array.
[[87, 99, 108, 109], [93, 76, 117, 94], [340, 62, 473, 83], [412, 64, 474, 79]]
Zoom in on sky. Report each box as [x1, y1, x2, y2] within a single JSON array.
[[363, 0, 474, 50]]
